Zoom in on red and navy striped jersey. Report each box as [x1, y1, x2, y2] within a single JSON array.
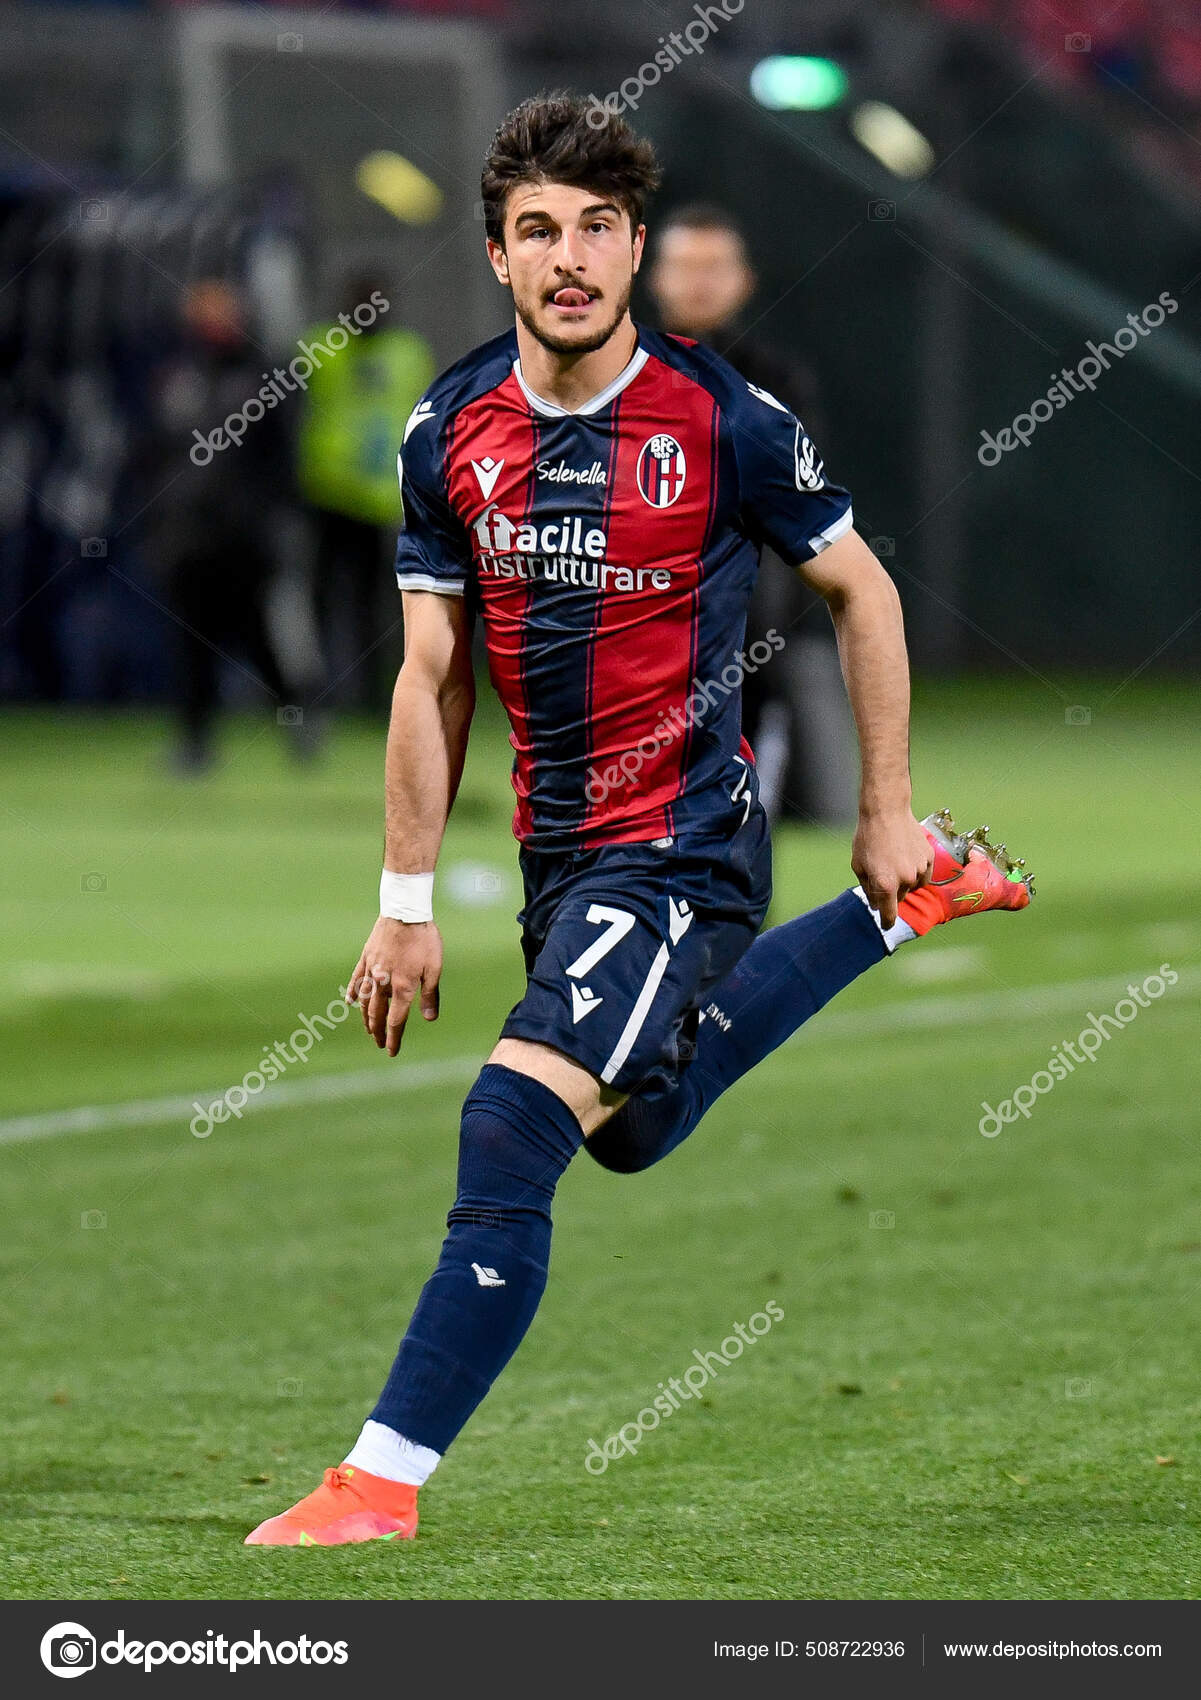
[[394, 324, 852, 852]]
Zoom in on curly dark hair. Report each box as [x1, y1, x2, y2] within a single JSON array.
[[481, 91, 662, 247]]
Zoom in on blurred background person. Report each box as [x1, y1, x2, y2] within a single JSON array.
[[296, 270, 435, 713], [648, 203, 856, 828], [140, 276, 312, 772]]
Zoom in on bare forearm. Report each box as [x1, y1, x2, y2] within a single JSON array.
[[827, 568, 912, 816], [383, 663, 475, 873], [797, 528, 928, 923]]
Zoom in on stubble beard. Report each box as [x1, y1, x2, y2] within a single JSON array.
[[514, 277, 633, 357]]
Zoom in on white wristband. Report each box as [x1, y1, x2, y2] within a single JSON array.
[[379, 870, 435, 923]]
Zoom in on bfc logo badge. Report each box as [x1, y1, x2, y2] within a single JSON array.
[[636, 433, 687, 508]]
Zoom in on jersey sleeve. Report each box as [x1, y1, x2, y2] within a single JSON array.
[[730, 379, 854, 565], [393, 401, 471, 595]]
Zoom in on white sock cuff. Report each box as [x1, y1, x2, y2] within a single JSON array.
[[852, 885, 917, 952], [344, 1418, 441, 1487]]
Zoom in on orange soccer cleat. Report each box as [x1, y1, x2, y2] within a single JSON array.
[[244, 1465, 418, 1547], [899, 809, 1035, 937]]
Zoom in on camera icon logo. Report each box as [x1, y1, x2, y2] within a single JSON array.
[[277, 31, 303, 52], [869, 1209, 896, 1229], [81, 872, 107, 894], [80, 538, 107, 558], [276, 705, 304, 726], [40, 1622, 96, 1677], [869, 536, 895, 558], [868, 199, 895, 221], [1064, 705, 1091, 726], [1065, 32, 1091, 52]]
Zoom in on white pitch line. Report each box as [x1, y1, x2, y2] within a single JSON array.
[[1, 967, 1197, 1149], [797, 965, 1201, 1042], [0, 1056, 484, 1147]]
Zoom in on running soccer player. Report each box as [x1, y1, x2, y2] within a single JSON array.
[[246, 94, 1032, 1546]]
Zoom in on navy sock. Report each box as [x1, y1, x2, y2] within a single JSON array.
[[587, 890, 887, 1173], [370, 1063, 583, 1454]]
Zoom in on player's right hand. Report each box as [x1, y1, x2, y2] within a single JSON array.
[[347, 918, 443, 1057]]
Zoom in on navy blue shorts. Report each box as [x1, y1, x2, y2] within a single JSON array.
[[500, 802, 773, 1095]]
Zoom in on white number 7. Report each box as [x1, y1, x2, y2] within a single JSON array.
[[565, 905, 636, 979]]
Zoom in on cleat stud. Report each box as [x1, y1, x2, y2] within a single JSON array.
[[923, 808, 970, 864]]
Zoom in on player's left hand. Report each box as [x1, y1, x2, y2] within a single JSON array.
[[851, 807, 934, 929], [347, 917, 444, 1057]]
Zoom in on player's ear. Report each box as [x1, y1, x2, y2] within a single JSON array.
[[486, 237, 511, 288], [631, 223, 646, 274]]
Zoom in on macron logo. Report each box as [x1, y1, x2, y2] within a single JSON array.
[[571, 983, 603, 1023], [404, 400, 435, 443], [472, 1262, 506, 1287], [747, 381, 789, 414], [668, 898, 693, 945], [471, 456, 505, 500]]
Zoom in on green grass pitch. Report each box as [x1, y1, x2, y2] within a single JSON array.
[[1, 675, 1199, 1600]]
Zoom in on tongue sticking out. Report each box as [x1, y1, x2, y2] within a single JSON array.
[[553, 288, 592, 308]]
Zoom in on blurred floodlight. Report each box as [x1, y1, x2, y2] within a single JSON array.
[[850, 101, 935, 178], [355, 151, 443, 224], [750, 56, 848, 111]]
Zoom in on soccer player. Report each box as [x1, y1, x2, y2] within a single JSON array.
[[246, 94, 1032, 1546]]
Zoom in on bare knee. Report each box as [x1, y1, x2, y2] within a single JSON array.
[[487, 1038, 626, 1139]]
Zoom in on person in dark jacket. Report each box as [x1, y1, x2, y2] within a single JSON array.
[[648, 204, 854, 826], [142, 277, 310, 770]]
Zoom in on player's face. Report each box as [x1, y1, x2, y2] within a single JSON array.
[[649, 226, 754, 339], [488, 181, 644, 356]]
